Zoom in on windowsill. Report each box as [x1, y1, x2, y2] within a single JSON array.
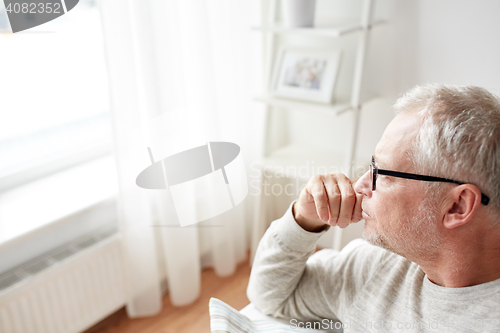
[[0, 155, 119, 255]]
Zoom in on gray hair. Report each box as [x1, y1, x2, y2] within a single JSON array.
[[393, 83, 500, 216]]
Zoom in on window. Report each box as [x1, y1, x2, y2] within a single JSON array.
[[0, 0, 112, 192], [0, 1, 118, 268]]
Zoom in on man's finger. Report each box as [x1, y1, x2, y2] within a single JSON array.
[[350, 179, 363, 222], [307, 176, 329, 222], [323, 175, 340, 226], [337, 175, 356, 228]]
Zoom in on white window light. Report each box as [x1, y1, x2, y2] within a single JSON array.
[[0, 0, 112, 192]]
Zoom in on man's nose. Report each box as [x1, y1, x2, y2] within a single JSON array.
[[354, 169, 372, 198]]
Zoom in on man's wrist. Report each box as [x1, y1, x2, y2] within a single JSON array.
[[292, 202, 329, 233]]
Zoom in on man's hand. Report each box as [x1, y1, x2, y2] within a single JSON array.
[[293, 174, 363, 232]]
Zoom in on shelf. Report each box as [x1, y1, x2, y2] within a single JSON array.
[[254, 95, 352, 115], [254, 92, 379, 115], [256, 144, 368, 180], [251, 20, 385, 38]]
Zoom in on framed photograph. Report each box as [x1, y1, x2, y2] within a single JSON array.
[[271, 47, 342, 104]]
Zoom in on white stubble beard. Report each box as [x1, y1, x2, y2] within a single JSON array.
[[363, 198, 441, 261]]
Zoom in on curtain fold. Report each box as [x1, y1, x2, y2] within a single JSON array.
[[99, 0, 261, 316]]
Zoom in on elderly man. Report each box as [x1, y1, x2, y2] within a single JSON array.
[[247, 84, 500, 332]]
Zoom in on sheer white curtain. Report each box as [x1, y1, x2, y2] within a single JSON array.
[[99, 0, 261, 317]]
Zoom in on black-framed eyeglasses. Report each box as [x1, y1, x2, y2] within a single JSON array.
[[370, 156, 490, 205]]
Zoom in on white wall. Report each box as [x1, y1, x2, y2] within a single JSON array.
[[381, 0, 500, 96]]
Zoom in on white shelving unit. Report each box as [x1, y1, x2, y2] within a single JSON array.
[[251, 0, 381, 262]]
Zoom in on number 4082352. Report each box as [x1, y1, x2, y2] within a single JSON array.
[[5, 2, 62, 14]]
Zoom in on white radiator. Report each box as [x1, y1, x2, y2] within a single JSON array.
[[0, 228, 126, 333]]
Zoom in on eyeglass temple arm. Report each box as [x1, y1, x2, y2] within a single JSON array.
[[378, 169, 490, 205]]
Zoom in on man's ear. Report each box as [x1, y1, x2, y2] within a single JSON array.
[[442, 185, 482, 229]]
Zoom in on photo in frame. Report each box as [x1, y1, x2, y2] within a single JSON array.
[[271, 47, 342, 103]]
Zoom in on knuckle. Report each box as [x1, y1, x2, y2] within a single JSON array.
[[335, 173, 349, 181], [312, 189, 326, 200], [343, 187, 355, 199], [311, 174, 323, 183], [327, 185, 340, 199], [328, 173, 342, 182], [330, 189, 341, 200]]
